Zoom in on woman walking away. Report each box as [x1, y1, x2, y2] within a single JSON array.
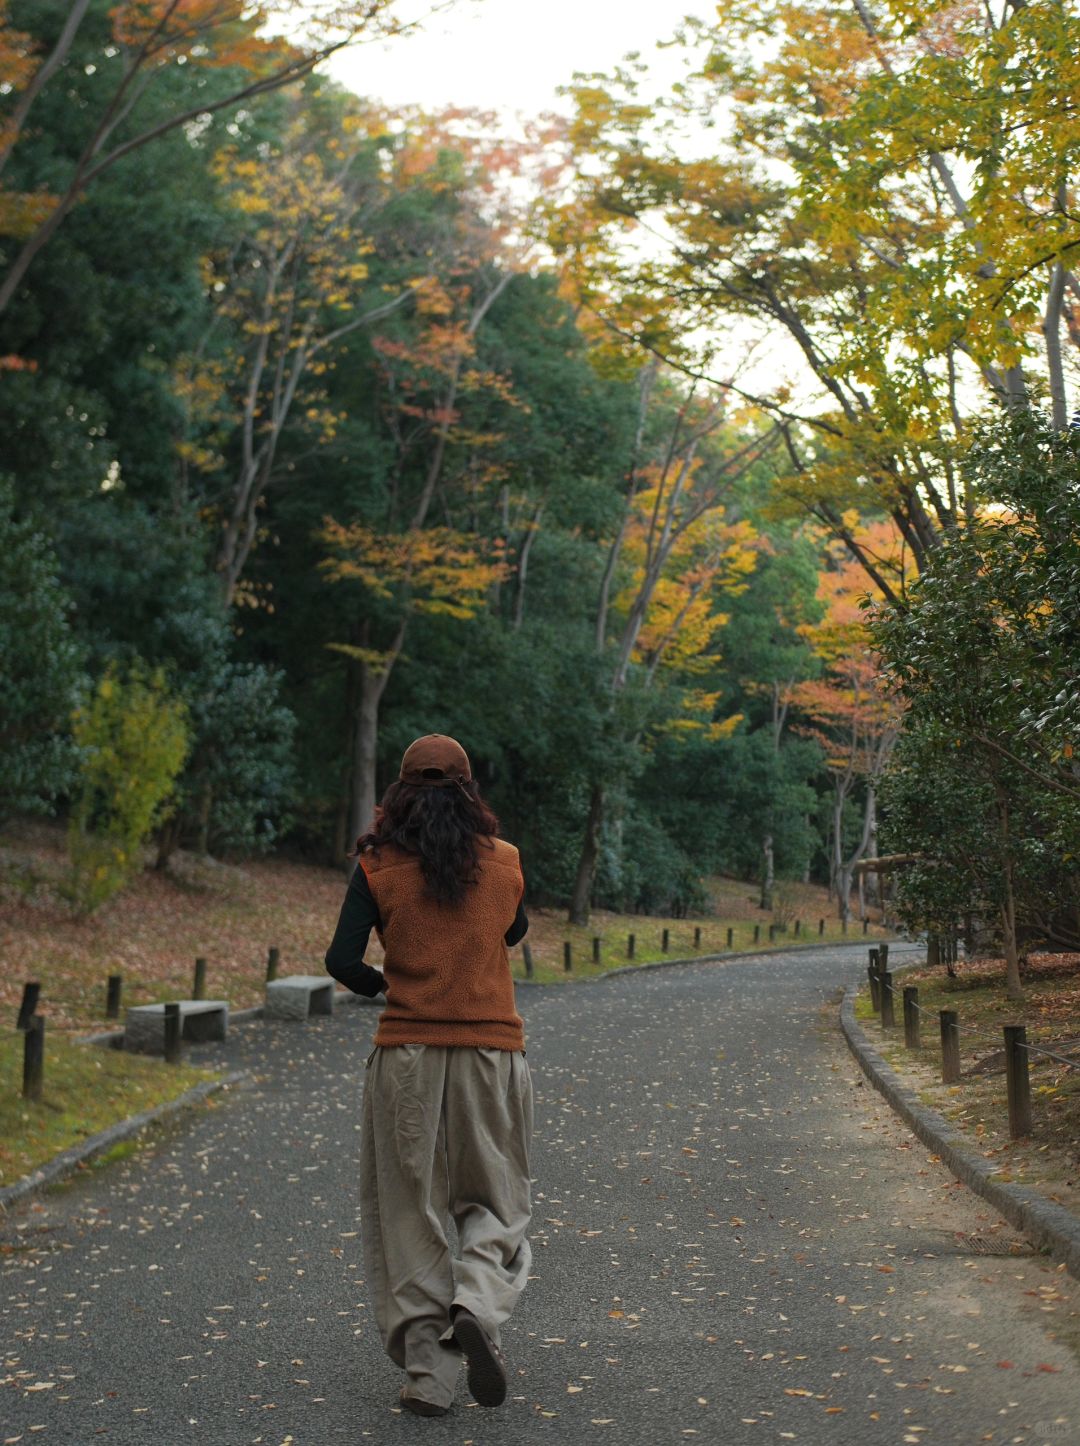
[[324, 734, 533, 1418]]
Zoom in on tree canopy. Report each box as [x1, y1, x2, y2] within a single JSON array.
[[3, 0, 1077, 958]]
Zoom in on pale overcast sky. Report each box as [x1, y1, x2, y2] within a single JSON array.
[[325, 1, 800, 400], [326, 0, 703, 119]]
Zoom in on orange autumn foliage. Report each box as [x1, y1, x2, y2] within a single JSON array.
[[791, 520, 908, 772]]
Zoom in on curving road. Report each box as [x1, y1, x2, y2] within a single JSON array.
[[3, 942, 1079, 1444]]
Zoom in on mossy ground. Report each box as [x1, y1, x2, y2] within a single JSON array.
[[0, 1029, 212, 1188], [855, 952, 1080, 1217]]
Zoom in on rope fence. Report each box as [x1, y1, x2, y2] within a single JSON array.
[[864, 946, 1079, 1140]]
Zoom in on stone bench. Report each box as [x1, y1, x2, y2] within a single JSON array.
[[125, 1000, 228, 1054], [265, 974, 336, 1021]]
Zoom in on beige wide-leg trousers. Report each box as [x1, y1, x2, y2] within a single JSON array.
[[360, 1044, 534, 1408]]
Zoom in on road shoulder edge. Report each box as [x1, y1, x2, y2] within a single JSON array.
[[840, 983, 1080, 1282], [0, 1071, 245, 1214]]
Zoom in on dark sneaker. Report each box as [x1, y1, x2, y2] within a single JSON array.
[[399, 1387, 449, 1418], [451, 1307, 508, 1408]]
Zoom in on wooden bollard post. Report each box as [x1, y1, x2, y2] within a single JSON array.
[[879, 942, 889, 971], [627, 933, 635, 960], [880, 971, 895, 1029], [266, 946, 280, 982], [193, 957, 207, 1001], [862, 917, 869, 935], [1004, 1025, 1033, 1139], [794, 918, 801, 937], [726, 927, 733, 948], [593, 936, 601, 964], [563, 941, 572, 973], [22, 1016, 44, 1102], [16, 981, 40, 1032], [106, 974, 123, 1020], [662, 928, 669, 952], [522, 941, 534, 978], [694, 925, 701, 948], [939, 1009, 960, 1084], [818, 918, 825, 936], [753, 924, 760, 943], [903, 987, 920, 1049], [868, 948, 881, 1010], [164, 1002, 182, 1065], [927, 933, 940, 968]]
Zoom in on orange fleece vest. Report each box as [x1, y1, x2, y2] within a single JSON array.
[[361, 836, 525, 1051]]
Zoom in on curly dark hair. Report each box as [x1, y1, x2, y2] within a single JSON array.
[[353, 780, 501, 906]]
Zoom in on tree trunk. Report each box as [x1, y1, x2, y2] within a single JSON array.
[[760, 834, 774, 911], [835, 779, 876, 923], [1000, 890, 1023, 1002], [0, 0, 94, 178], [863, 787, 879, 907], [196, 781, 213, 856], [836, 862, 853, 924], [0, 184, 83, 315], [996, 789, 1024, 1000], [347, 619, 407, 849], [154, 815, 183, 871], [350, 672, 381, 847], [831, 791, 844, 913], [512, 501, 544, 629], [568, 783, 604, 926], [1044, 259, 1069, 431], [335, 651, 361, 866]]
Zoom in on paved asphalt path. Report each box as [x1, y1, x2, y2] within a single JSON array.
[[3, 942, 1080, 1446]]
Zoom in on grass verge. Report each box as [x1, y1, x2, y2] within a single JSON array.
[[512, 873, 890, 982], [511, 911, 883, 983], [0, 1031, 214, 1188], [854, 952, 1080, 1218]]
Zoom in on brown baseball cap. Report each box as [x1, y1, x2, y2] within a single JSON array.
[[399, 734, 472, 787]]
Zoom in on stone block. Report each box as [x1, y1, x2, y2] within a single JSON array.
[[125, 1000, 228, 1054], [265, 974, 336, 1021]]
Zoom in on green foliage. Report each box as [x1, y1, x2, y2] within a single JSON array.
[[1, 13, 861, 912], [873, 409, 1080, 962], [52, 496, 297, 860], [651, 726, 823, 883], [878, 719, 1075, 944], [962, 411, 1080, 765], [67, 663, 189, 912], [0, 479, 83, 822], [594, 803, 708, 917], [173, 662, 297, 859]]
